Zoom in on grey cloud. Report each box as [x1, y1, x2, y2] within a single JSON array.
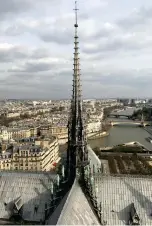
[[40, 29, 73, 45], [1, 5, 112, 45], [0, 1, 152, 99], [0, 45, 70, 73], [2, 13, 111, 45], [83, 69, 152, 88], [36, 8, 152, 49], [118, 7, 152, 29], [2, 16, 74, 44], [0, 68, 152, 99], [0, 71, 72, 99], [23, 62, 54, 72], [0, 72, 48, 99], [0, 72, 35, 84], [0, 0, 55, 19], [81, 69, 152, 98], [81, 6, 152, 55], [82, 34, 151, 55], [39, 6, 152, 47], [0, 0, 31, 18], [9, 62, 54, 73], [4, 25, 26, 36], [40, 26, 110, 45], [0, 46, 51, 63], [39, 21, 112, 45], [10, 73, 37, 80], [0, 46, 28, 62], [31, 48, 50, 59], [0, 88, 38, 99]]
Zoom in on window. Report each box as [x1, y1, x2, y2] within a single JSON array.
[[22, 151, 25, 156]]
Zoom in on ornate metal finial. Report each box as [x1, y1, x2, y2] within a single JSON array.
[[95, 184, 98, 194], [93, 164, 95, 174], [56, 174, 60, 187], [99, 202, 102, 212], [62, 165, 65, 178], [89, 163, 92, 175], [50, 182, 54, 194], [90, 175, 94, 185]]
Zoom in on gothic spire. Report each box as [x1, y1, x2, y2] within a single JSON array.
[[73, 0, 81, 111], [67, 1, 88, 182]]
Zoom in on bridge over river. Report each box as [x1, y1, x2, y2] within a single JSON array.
[[89, 107, 152, 152], [110, 120, 150, 127], [108, 107, 137, 119], [109, 114, 132, 119]]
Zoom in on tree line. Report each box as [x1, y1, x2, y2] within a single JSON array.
[[132, 107, 152, 120], [0, 111, 45, 127]]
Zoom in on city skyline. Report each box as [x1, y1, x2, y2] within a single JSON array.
[[0, 0, 152, 99]]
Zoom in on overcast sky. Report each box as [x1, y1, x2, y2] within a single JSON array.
[[0, 0, 152, 99]]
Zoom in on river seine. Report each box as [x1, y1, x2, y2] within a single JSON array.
[[89, 107, 152, 150]]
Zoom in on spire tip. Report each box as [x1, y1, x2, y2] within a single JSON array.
[[74, 0, 79, 27]]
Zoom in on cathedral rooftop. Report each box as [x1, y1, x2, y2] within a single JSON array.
[[94, 174, 152, 225], [56, 179, 100, 225], [0, 171, 56, 223]]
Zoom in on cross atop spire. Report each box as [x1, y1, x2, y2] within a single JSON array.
[[74, 1, 79, 27]]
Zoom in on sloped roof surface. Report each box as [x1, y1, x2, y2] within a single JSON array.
[[47, 145, 101, 225], [46, 190, 70, 225], [0, 171, 55, 222], [57, 179, 100, 225], [95, 175, 152, 225]]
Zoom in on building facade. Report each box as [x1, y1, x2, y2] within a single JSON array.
[[50, 125, 68, 138], [0, 137, 60, 171], [0, 127, 39, 141], [40, 125, 68, 139]]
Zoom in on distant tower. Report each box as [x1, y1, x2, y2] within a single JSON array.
[[67, 1, 88, 182]]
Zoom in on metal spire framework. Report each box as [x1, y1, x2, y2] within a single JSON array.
[[67, 0, 88, 182]]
